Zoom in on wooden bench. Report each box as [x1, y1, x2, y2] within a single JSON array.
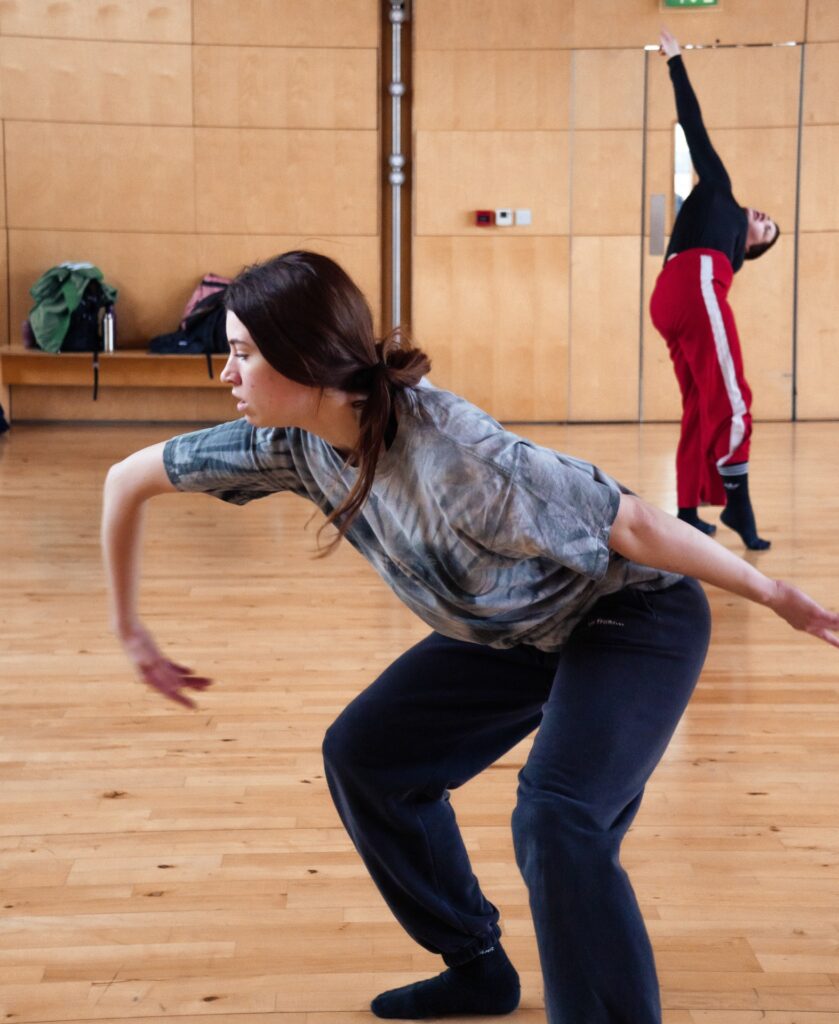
[[0, 350, 232, 424]]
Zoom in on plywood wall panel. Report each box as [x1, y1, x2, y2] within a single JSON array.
[[796, 233, 839, 419], [6, 122, 196, 233], [799, 126, 839, 232], [0, 0, 192, 43], [0, 38, 192, 125], [573, 50, 643, 130], [412, 236, 570, 422], [571, 131, 643, 237], [569, 236, 639, 422], [803, 43, 839, 125], [415, 131, 570, 236], [702, 127, 797, 230], [416, 1, 574, 50], [194, 129, 378, 236], [414, 50, 571, 131], [193, 0, 378, 48], [806, 0, 839, 42], [193, 46, 377, 130], [647, 45, 801, 132]]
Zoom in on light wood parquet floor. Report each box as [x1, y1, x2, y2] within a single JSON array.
[[1, 420, 838, 1024]]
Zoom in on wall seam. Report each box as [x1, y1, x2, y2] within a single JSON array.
[[190, 0, 198, 237], [638, 46, 650, 423], [791, 37, 806, 421], [3, 118, 10, 350]]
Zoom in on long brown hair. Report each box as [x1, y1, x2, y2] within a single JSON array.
[[224, 251, 431, 552]]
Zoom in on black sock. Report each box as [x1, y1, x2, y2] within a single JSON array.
[[371, 943, 520, 1019], [719, 469, 770, 550], [678, 506, 717, 535]]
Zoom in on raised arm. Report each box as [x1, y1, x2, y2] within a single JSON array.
[[102, 442, 213, 707], [609, 493, 839, 647], [660, 28, 731, 190]]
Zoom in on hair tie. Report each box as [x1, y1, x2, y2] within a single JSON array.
[[347, 360, 386, 392]]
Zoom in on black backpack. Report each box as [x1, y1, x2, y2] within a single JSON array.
[[59, 279, 114, 399], [61, 279, 109, 353], [149, 288, 229, 378]]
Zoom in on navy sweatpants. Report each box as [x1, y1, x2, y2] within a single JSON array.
[[323, 577, 711, 1024]]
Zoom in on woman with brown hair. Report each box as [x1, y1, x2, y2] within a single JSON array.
[[102, 250, 837, 1024]]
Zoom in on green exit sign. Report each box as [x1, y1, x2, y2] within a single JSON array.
[[663, 0, 719, 7]]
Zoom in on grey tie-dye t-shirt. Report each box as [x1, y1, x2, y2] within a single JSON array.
[[163, 381, 681, 651]]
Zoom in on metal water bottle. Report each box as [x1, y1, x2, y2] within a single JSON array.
[[102, 307, 116, 352]]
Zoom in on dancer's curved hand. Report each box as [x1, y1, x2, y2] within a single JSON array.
[[119, 623, 213, 708], [767, 580, 839, 648], [659, 29, 681, 59]]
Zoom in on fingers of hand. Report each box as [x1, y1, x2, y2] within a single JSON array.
[[169, 662, 213, 690], [140, 660, 213, 708], [142, 672, 197, 708], [181, 676, 213, 691], [813, 628, 839, 649]]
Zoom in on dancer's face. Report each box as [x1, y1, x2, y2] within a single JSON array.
[[220, 311, 318, 428], [745, 207, 778, 252]]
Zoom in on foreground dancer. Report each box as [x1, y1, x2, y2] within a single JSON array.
[[650, 29, 779, 549], [103, 252, 837, 1024]]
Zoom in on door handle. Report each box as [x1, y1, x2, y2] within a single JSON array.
[[649, 194, 665, 256]]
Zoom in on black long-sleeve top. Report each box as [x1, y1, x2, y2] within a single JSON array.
[[664, 54, 748, 272]]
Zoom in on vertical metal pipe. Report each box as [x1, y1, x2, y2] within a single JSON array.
[[388, 1, 408, 330]]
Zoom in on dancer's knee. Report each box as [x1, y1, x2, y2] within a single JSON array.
[[322, 707, 371, 781], [511, 788, 629, 880]]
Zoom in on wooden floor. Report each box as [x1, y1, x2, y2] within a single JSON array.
[[1, 419, 838, 1024]]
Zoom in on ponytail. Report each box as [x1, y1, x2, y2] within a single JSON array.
[[317, 327, 431, 555]]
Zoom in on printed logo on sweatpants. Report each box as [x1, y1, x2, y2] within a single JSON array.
[[587, 617, 625, 628]]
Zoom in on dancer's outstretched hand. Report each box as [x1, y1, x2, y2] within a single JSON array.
[[119, 622, 213, 708], [659, 28, 681, 59], [767, 580, 839, 648]]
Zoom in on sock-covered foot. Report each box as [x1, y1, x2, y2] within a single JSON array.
[[719, 466, 771, 550], [720, 504, 770, 550], [678, 507, 717, 535], [371, 943, 520, 1019]]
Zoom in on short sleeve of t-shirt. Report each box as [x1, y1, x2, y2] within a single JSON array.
[[163, 419, 304, 505], [489, 440, 622, 581]]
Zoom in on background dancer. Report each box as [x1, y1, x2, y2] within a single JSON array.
[[650, 28, 780, 550]]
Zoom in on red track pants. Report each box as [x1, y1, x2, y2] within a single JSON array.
[[650, 248, 752, 507]]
